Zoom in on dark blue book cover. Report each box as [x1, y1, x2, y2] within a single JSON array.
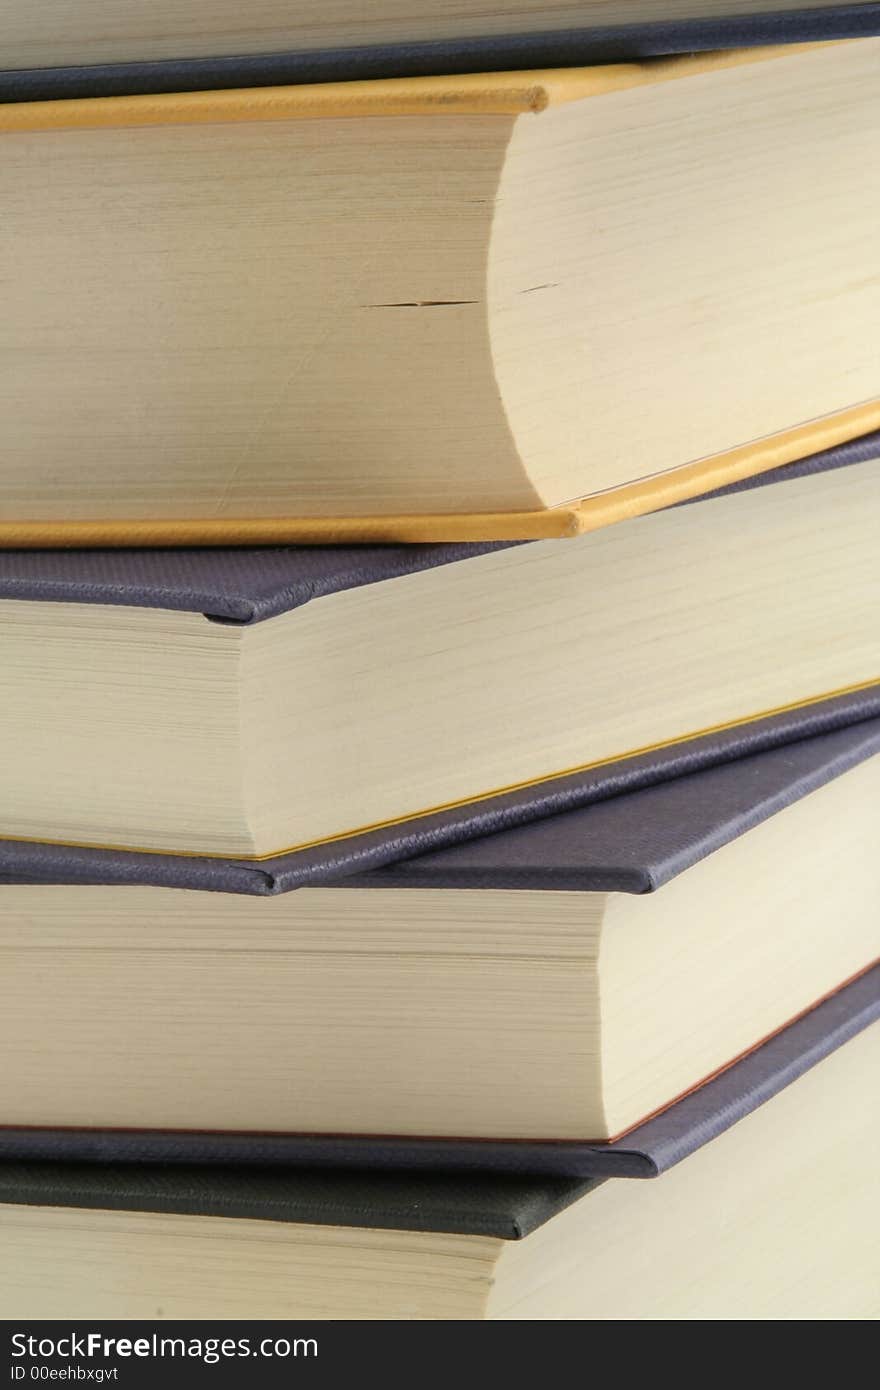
[[2, 5, 879, 103]]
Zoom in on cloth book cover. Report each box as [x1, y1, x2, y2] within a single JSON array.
[[0, 964, 876, 1201], [2, 5, 879, 103]]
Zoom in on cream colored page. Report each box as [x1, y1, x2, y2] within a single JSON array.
[[0, 1208, 498, 1320], [598, 754, 880, 1133], [0, 604, 251, 852], [490, 40, 880, 501], [0, 115, 534, 518], [0, 888, 602, 1136], [491, 1021, 880, 1319], [0, 459, 876, 855], [243, 460, 880, 850]]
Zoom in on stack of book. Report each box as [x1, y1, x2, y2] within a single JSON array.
[[0, 9, 878, 1320]]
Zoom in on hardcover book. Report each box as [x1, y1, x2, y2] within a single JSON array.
[[2, 1011, 877, 1318], [2, 41, 880, 544], [0, 455, 877, 859], [2, 3, 880, 98], [1, 723, 878, 1148]]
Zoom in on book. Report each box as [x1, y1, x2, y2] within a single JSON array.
[[2, 3, 880, 98], [2, 946, 876, 1177], [0, 455, 877, 859], [2, 41, 880, 545], [3, 680, 876, 893], [1, 723, 877, 1145], [2, 1003, 877, 1318]]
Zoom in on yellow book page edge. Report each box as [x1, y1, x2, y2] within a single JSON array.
[[0, 674, 877, 861], [0, 44, 833, 133], [1, 399, 878, 547]]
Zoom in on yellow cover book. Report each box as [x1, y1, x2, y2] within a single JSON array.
[[2, 40, 879, 545]]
